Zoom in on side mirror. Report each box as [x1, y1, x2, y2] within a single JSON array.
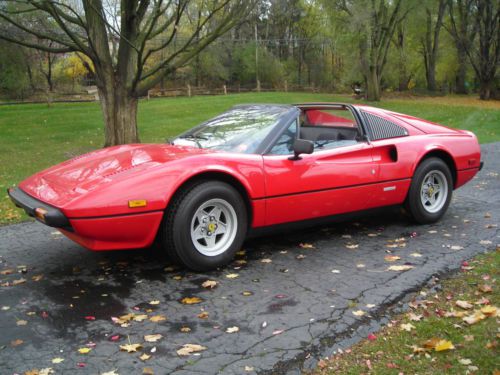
[[289, 139, 314, 160]]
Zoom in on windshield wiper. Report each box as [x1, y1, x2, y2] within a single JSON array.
[[179, 134, 209, 141]]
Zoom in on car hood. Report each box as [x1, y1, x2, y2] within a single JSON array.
[[19, 144, 211, 207]]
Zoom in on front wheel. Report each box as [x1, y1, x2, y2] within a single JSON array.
[[163, 181, 247, 271], [406, 157, 453, 224]]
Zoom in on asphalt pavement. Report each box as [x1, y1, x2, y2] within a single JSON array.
[[0, 143, 498, 375]]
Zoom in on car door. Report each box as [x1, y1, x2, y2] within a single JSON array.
[[262, 127, 378, 226], [360, 110, 414, 209]]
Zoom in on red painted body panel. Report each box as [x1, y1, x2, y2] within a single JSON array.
[[63, 211, 164, 250], [13, 104, 482, 252]]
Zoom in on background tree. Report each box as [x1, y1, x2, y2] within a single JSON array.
[[0, 0, 254, 145], [329, 0, 409, 100], [447, 0, 477, 94], [420, 0, 447, 92], [465, 0, 499, 99]]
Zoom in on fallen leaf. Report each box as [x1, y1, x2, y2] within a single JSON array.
[[11, 339, 23, 347], [226, 326, 239, 333], [356, 263, 365, 268], [367, 333, 377, 341], [388, 265, 414, 271], [479, 240, 492, 245], [331, 269, 340, 274], [31, 275, 43, 282], [410, 253, 422, 258], [299, 243, 314, 249], [140, 353, 151, 361], [101, 370, 119, 375], [149, 315, 167, 323], [296, 254, 306, 259], [143, 367, 154, 375], [51, 358, 64, 364], [478, 284, 492, 293], [12, 278, 26, 286], [272, 329, 284, 335], [149, 300, 160, 305], [39, 369, 54, 375], [201, 280, 218, 289], [435, 340, 454, 351], [242, 291, 253, 296], [119, 343, 142, 353], [480, 305, 497, 316], [352, 310, 365, 317], [346, 244, 359, 249], [409, 313, 423, 321], [260, 258, 272, 263], [144, 334, 162, 343], [401, 323, 416, 332], [180, 297, 202, 305], [459, 358, 472, 365], [133, 314, 148, 322], [225, 273, 239, 279], [464, 335, 474, 342], [197, 311, 209, 319], [463, 311, 486, 325], [78, 347, 92, 354], [455, 300, 474, 310], [450, 245, 463, 251], [384, 255, 401, 262], [0, 269, 14, 275], [176, 343, 207, 356], [244, 366, 254, 372], [16, 320, 28, 326], [180, 326, 191, 333]]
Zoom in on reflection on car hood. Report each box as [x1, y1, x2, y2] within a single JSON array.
[[19, 144, 212, 207]]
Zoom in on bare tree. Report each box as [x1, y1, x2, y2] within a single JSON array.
[[468, 0, 499, 99], [447, 0, 477, 94], [0, 0, 254, 145], [420, 0, 447, 92], [332, 0, 409, 101]]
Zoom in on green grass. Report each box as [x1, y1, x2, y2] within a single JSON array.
[[313, 251, 500, 375], [1, 92, 499, 224]]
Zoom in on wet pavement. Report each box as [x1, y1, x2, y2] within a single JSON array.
[[0, 143, 498, 375]]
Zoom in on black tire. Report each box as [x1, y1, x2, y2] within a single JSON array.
[[162, 181, 247, 271], [406, 157, 453, 224]]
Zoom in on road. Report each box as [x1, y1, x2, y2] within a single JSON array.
[[0, 143, 498, 375]]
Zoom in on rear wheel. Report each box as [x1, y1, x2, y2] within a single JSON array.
[[162, 181, 247, 271], [406, 157, 453, 224]]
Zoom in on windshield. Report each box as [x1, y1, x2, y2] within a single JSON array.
[[172, 105, 290, 154]]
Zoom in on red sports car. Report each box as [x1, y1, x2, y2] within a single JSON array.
[[9, 103, 482, 270]]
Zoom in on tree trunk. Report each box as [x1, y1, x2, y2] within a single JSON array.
[[366, 67, 381, 101], [98, 85, 140, 146], [479, 79, 492, 100], [426, 58, 437, 91], [455, 47, 468, 94]]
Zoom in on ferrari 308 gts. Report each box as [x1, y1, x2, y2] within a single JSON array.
[[9, 103, 483, 270]]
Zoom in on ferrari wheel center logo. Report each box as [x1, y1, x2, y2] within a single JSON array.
[[208, 223, 216, 232]]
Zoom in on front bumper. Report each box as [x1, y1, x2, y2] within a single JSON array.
[[8, 187, 71, 229]]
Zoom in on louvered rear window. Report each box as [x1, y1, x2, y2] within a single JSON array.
[[361, 112, 408, 141]]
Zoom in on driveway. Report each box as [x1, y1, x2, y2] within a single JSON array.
[[0, 143, 498, 375]]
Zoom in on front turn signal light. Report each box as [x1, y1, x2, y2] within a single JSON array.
[[128, 200, 147, 208], [35, 207, 48, 222]]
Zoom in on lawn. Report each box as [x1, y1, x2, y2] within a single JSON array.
[[1, 92, 499, 224], [312, 250, 499, 375]]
